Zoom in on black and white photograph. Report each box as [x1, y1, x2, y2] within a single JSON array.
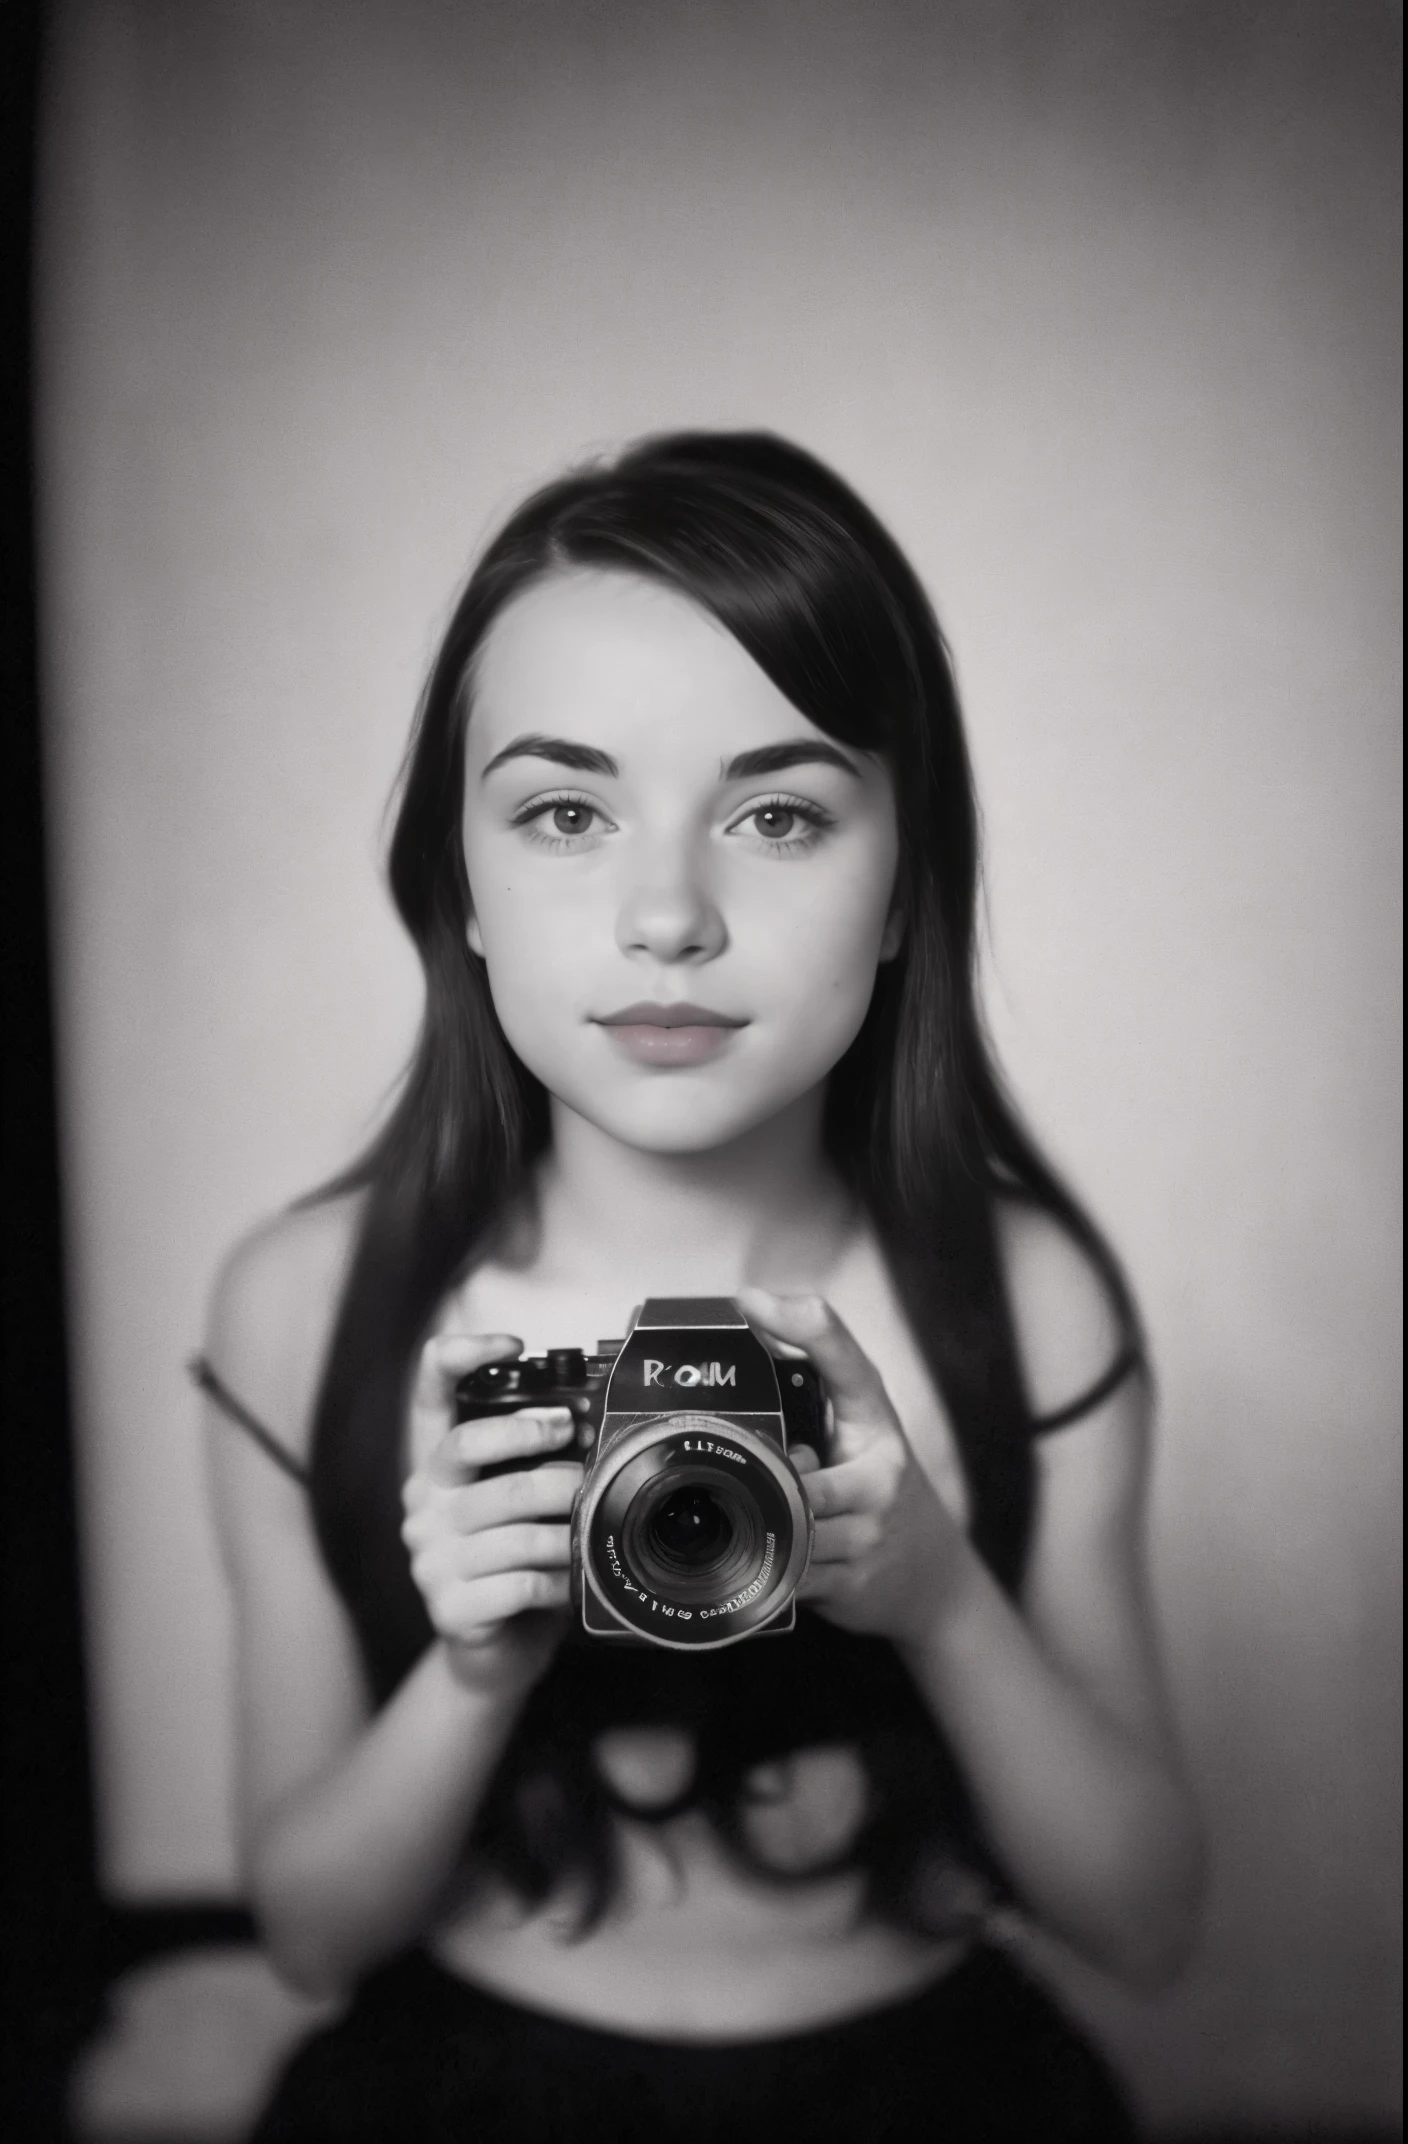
[[6, 4, 1401, 2141]]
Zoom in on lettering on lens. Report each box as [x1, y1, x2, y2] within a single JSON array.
[[698, 1532, 776, 1618], [641, 1360, 738, 1389]]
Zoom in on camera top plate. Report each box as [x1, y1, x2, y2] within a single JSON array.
[[601, 1298, 785, 1425]]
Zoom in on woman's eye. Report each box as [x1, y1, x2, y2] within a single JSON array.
[[731, 797, 831, 850], [511, 794, 610, 847]]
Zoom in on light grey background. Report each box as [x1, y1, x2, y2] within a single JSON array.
[[38, 2, 1401, 2133]]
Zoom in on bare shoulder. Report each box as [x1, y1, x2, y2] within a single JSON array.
[[205, 1189, 367, 1467], [994, 1196, 1132, 1422]]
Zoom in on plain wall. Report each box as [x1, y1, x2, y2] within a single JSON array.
[[37, 2, 1401, 2132]]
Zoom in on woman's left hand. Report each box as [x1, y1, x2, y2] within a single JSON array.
[[736, 1289, 971, 1649]]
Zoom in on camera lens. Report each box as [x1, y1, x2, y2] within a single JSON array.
[[648, 1486, 731, 1566], [584, 1417, 812, 1646]]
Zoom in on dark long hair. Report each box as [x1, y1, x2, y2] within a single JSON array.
[[307, 431, 1140, 1928]]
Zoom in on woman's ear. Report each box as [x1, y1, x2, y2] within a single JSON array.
[[466, 911, 485, 959], [878, 902, 906, 963]]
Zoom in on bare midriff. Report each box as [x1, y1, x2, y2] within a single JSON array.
[[428, 1814, 967, 2040], [426, 1726, 968, 2040]]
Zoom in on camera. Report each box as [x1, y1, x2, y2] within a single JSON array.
[[454, 1297, 826, 1649]]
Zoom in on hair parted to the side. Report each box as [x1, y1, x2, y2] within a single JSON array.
[[305, 431, 1142, 1924]]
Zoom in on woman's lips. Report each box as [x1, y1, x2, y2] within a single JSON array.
[[595, 1003, 748, 1069]]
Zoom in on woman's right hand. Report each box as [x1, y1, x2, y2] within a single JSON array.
[[399, 1333, 583, 1691]]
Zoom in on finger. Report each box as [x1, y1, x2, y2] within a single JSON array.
[[437, 1521, 574, 1582], [402, 1461, 584, 1547], [809, 1512, 883, 1564], [790, 1444, 822, 1477], [445, 1461, 585, 1532], [415, 1408, 573, 1492], [799, 1452, 890, 1520], [430, 1568, 571, 1638], [434, 1406, 575, 1482], [736, 1291, 891, 1432]]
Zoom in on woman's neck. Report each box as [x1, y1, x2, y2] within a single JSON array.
[[525, 1088, 857, 1301]]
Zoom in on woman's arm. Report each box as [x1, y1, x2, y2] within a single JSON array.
[[893, 1381, 1204, 1987], [739, 1261, 1206, 1990], [205, 1208, 577, 1996]]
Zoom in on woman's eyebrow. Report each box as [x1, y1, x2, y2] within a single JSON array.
[[480, 734, 620, 779], [479, 735, 860, 782], [722, 742, 861, 780]]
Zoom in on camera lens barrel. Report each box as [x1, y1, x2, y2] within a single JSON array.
[[579, 1414, 812, 1646]]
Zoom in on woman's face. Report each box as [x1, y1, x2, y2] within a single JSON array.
[[462, 569, 902, 1156]]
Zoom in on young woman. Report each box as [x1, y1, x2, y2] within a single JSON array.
[[198, 432, 1203, 2142]]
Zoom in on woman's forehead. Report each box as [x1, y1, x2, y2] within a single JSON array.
[[467, 567, 828, 767]]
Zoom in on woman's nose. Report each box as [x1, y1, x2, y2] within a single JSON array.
[[615, 843, 727, 964]]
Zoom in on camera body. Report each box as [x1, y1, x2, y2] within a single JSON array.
[[454, 1297, 826, 1650]]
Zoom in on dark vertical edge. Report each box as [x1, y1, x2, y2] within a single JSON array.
[[1, 1, 108, 2136]]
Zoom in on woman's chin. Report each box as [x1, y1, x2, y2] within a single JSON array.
[[552, 1087, 808, 1159]]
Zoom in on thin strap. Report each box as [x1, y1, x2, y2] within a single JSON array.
[[189, 1355, 309, 1485], [1030, 1340, 1143, 1435]]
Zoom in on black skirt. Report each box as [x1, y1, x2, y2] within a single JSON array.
[[249, 1944, 1138, 2143]]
